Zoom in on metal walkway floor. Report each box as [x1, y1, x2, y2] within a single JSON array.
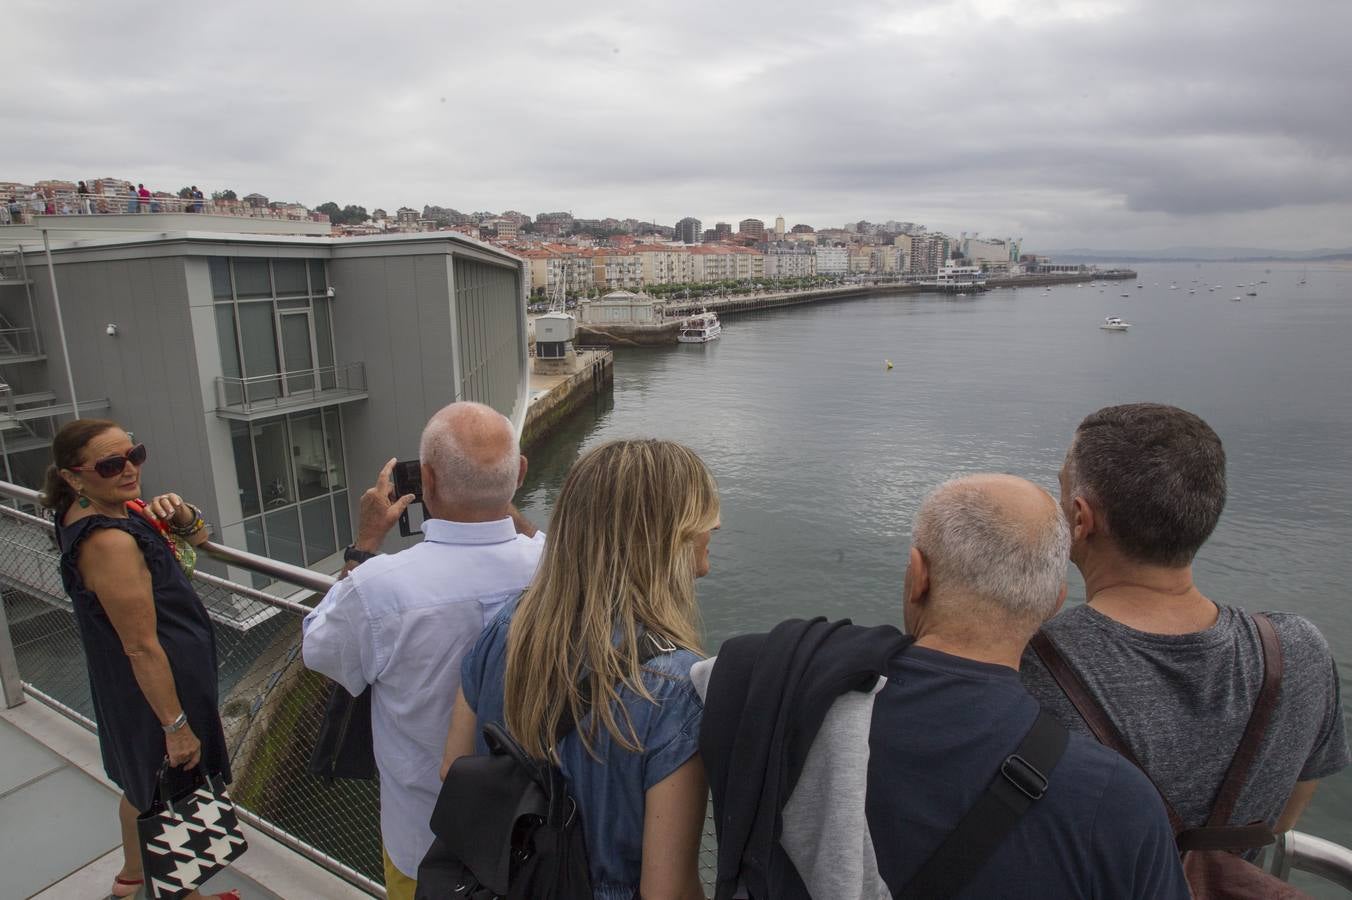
[[0, 700, 372, 900]]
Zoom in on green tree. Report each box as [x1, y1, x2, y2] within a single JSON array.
[[314, 201, 342, 221], [177, 186, 194, 199], [340, 204, 369, 224], [211, 188, 238, 201]]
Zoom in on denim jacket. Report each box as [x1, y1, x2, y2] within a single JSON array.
[[461, 599, 704, 900]]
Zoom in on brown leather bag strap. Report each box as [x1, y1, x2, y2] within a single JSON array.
[[1205, 613, 1283, 827], [1029, 630, 1186, 834]]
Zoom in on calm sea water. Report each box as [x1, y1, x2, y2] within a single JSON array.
[[517, 260, 1352, 849]]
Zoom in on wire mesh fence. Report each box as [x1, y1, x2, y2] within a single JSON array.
[[0, 495, 721, 896]]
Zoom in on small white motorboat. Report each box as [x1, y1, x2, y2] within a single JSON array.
[[1231, 296, 1243, 302], [1100, 316, 1131, 331], [1120, 292, 1130, 298]]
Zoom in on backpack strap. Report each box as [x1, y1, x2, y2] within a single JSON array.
[[1030, 614, 1284, 838], [1029, 629, 1188, 834], [1203, 613, 1283, 828], [901, 710, 1069, 899]]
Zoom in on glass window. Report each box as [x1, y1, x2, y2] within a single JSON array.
[[264, 506, 304, 566], [323, 409, 346, 492], [291, 413, 328, 501], [237, 302, 280, 399], [231, 421, 260, 517], [309, 260, 327, 294], [244, 516, 269, 588], [274, 259, 308, 296], [229, 410, 351, 569], [313, 299, 335, 369], [209, 258, 233, 300], [300, 498, 337, 562], [333, 491, 352, 547], [254, 420, 294, 511], [215, 305, 243, 406], [233, 259, 271, 299], [279, 313, 316, 393]]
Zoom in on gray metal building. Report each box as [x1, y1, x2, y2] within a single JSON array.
[[0, 223, 529, 590]]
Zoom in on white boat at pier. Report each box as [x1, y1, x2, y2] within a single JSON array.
[[678, 310, 722, 343]]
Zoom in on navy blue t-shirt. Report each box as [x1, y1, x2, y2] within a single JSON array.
[[866, 646, 1189, 899]]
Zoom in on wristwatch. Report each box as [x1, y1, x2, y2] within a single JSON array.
[[163, 712, 188, 734], [343, 544, 378, 565]]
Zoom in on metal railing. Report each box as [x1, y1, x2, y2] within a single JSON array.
[[2, 191, 326, 223], [1, 475, 1349, 896], [215, 362, 367, 417], [0, 327, 41, 360]]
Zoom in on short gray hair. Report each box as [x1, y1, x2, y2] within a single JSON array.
[[419, 403, 519, 510], [913, 476, 1070, 625]]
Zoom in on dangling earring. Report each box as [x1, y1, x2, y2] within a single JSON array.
[[77, 490, 91, 509]]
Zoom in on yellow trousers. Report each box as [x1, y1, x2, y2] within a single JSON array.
[[382, 845, 417, 900]]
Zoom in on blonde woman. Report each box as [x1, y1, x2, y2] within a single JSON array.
[[442, 439, 718, 900]]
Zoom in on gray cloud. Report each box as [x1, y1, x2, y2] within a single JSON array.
[[4, 0, 1350, 250]]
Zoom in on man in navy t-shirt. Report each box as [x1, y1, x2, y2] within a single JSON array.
[[862, 475, 1187, 898]]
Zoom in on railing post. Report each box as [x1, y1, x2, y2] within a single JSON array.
[[0, 591, 26, 708]]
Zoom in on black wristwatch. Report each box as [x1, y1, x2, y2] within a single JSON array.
[[343, 544, 378, 566]]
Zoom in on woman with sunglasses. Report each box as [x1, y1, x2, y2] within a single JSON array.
[[41, 419, 239, 900]]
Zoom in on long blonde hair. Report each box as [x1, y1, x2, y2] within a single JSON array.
[[504, 439, 719, 761]]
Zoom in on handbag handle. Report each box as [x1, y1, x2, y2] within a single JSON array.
[[154, 757, 213, 814]]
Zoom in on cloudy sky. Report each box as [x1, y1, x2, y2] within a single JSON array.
[[7, 0, 1350, 251]]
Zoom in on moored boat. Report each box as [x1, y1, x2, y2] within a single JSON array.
[[1100, 316, 1131, 331], [678, 310, 722, 343]]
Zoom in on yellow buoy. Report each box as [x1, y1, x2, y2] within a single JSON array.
[[885, 360, 894, 369]]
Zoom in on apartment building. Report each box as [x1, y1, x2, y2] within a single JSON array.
[[589, 248, 643, 291], [814, 244, 849, 275], [634, 244, 694, 285], [0, 217, 528, 587], [674, 217, 702, 244], [738, 218, 766, 241], [764, 244, 817, 278]]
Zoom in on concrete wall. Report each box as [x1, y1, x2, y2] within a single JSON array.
[[22, 255, 222, 522], [327, 252, 457, 541]]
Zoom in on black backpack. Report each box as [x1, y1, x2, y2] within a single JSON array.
[[415, 721, 592, 900], [415, 634, 673, 900]]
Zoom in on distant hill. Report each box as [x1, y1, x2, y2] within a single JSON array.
[[1041, 246, 1352, 262]]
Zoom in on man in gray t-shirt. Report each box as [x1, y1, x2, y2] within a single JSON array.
[[1021, 403, 1349, 832]]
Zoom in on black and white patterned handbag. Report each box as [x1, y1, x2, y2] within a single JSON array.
[[136, 763, 249, 899]]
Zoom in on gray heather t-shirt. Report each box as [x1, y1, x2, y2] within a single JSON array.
[[1020, 604, 1349, 829]]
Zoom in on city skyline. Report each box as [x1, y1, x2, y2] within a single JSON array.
[[6, 0, 1350, 252]]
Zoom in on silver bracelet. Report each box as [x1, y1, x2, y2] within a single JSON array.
[[162, 712, 188, 734]]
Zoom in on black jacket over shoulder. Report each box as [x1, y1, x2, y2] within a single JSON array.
[[700, 617, 911, 900]]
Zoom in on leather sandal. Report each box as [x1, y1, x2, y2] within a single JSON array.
[[111, 875, 144, 897]]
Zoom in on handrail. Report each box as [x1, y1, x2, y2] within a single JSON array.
[[1269, 829, 1352, 891], [0, 480, 335, 596]]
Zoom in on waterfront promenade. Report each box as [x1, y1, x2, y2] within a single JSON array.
[[661, 270, 1136, 318]]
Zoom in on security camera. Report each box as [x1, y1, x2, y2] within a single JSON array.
[[105, 323, 118, 336], [326, 286, 335, 297]]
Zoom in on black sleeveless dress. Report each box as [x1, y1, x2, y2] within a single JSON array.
[[57, 513, 231, 812]]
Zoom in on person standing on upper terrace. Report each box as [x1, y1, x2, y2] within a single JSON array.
[[1022, 403, 1349, 834], [41, 419, 239, 900], [302, 401, 543, 900]]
